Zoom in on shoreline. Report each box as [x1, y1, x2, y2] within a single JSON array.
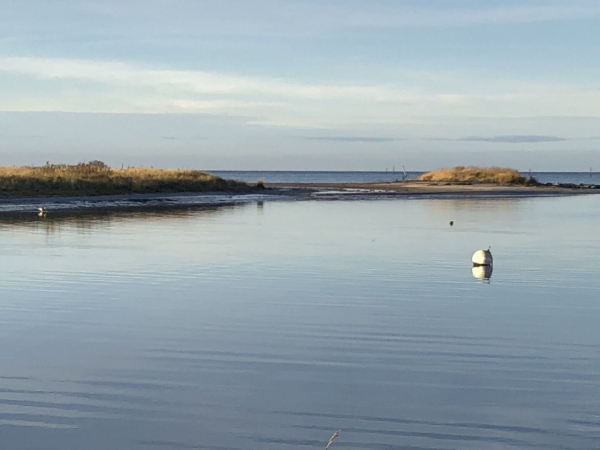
[[265, 180, 600, 198], [0, 190, 291, 215], [0, 182, 598, 215]]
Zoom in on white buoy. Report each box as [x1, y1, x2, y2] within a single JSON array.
[[472, 247, 493, 266]]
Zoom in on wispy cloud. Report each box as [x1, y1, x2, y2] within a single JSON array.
[[0, 134, 43, 138], [332, 4, 600, 29], [1, 56, 598, 129], [304, 136, 402, 143], [577, 136, 600, 141], [461, 135, 568, 143], [4, 1, 596, 44], [159, 135, 207, 141], [0, 56, 541, 108], [0, 56, 407, 102], [431, 135, 569, 143]]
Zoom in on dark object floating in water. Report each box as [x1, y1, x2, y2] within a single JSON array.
[[449, 220, 454, 226]]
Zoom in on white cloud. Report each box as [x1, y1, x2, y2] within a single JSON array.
[[0, 56, 410, 102], [169, 99, 270, 110], [0, 56, 598, 128]]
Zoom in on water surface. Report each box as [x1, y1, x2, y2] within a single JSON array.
[[0, 196, 598, 449]]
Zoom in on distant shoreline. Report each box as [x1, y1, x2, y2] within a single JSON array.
[[267, 180, 600, 196], [208, 169, 600, 186]]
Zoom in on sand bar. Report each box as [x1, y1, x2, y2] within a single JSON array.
[[0, 182, 598, 215], [267, 181, 600, 198]]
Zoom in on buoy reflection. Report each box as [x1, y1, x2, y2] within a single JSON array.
[[472, 265, 493, 282]]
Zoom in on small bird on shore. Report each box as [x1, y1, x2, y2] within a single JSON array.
[[37, 207, 47, 218]]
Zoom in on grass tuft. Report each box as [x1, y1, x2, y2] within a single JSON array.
[[325, 430, 341, 450], [418, 166, 535, 184], [0, 161, 252, 196]]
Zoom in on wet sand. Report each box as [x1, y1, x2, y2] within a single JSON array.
[[0, 190, 291, 215], [268, 180, 600, 197], [0, 182, 598, 215]]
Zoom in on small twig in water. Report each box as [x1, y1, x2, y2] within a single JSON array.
[[325, 430, 341, 450]]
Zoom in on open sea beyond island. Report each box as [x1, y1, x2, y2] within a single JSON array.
[[0, 194, 599, 449], [209, 170, 600, 185]]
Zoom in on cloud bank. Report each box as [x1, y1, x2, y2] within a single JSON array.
[[305, 137, 401, 143], [459, 135, 569, 143], [1, 56, 598, 128]]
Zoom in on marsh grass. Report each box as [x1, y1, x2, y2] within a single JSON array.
[[418, 166, 535, 184], [325, 430, 341, 450], [0, 161, 251, 196]]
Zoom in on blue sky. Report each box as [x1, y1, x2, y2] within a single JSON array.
[[0, 0, 598, 170]]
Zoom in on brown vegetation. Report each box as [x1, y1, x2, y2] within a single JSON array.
[[417, 166, 535, 185], [0, 161, 252, 196]]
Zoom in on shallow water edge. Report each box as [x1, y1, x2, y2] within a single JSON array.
[[0, 183, 598, 215]]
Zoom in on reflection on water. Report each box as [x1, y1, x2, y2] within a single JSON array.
[[425, 197, 524, 212], [0, 204, 242, 234], [472, 264, 493, 282], [0, 195, 599, 450]]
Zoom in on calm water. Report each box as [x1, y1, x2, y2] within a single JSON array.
[[0, 195, 599, 449], [210, 170, 600, 185]]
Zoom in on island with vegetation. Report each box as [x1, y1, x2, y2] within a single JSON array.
[[0, 163, 597, 215], [267, 166, 599, 197], [0, 161, 255, 197], [417, 166, 536, 184]]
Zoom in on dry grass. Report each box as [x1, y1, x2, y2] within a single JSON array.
[[0, 161, 252, 196], [325, 430, 341, 450], [418, 166, 534, 184]]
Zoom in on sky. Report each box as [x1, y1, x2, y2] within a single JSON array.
[[0, 0, 599, 171]]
